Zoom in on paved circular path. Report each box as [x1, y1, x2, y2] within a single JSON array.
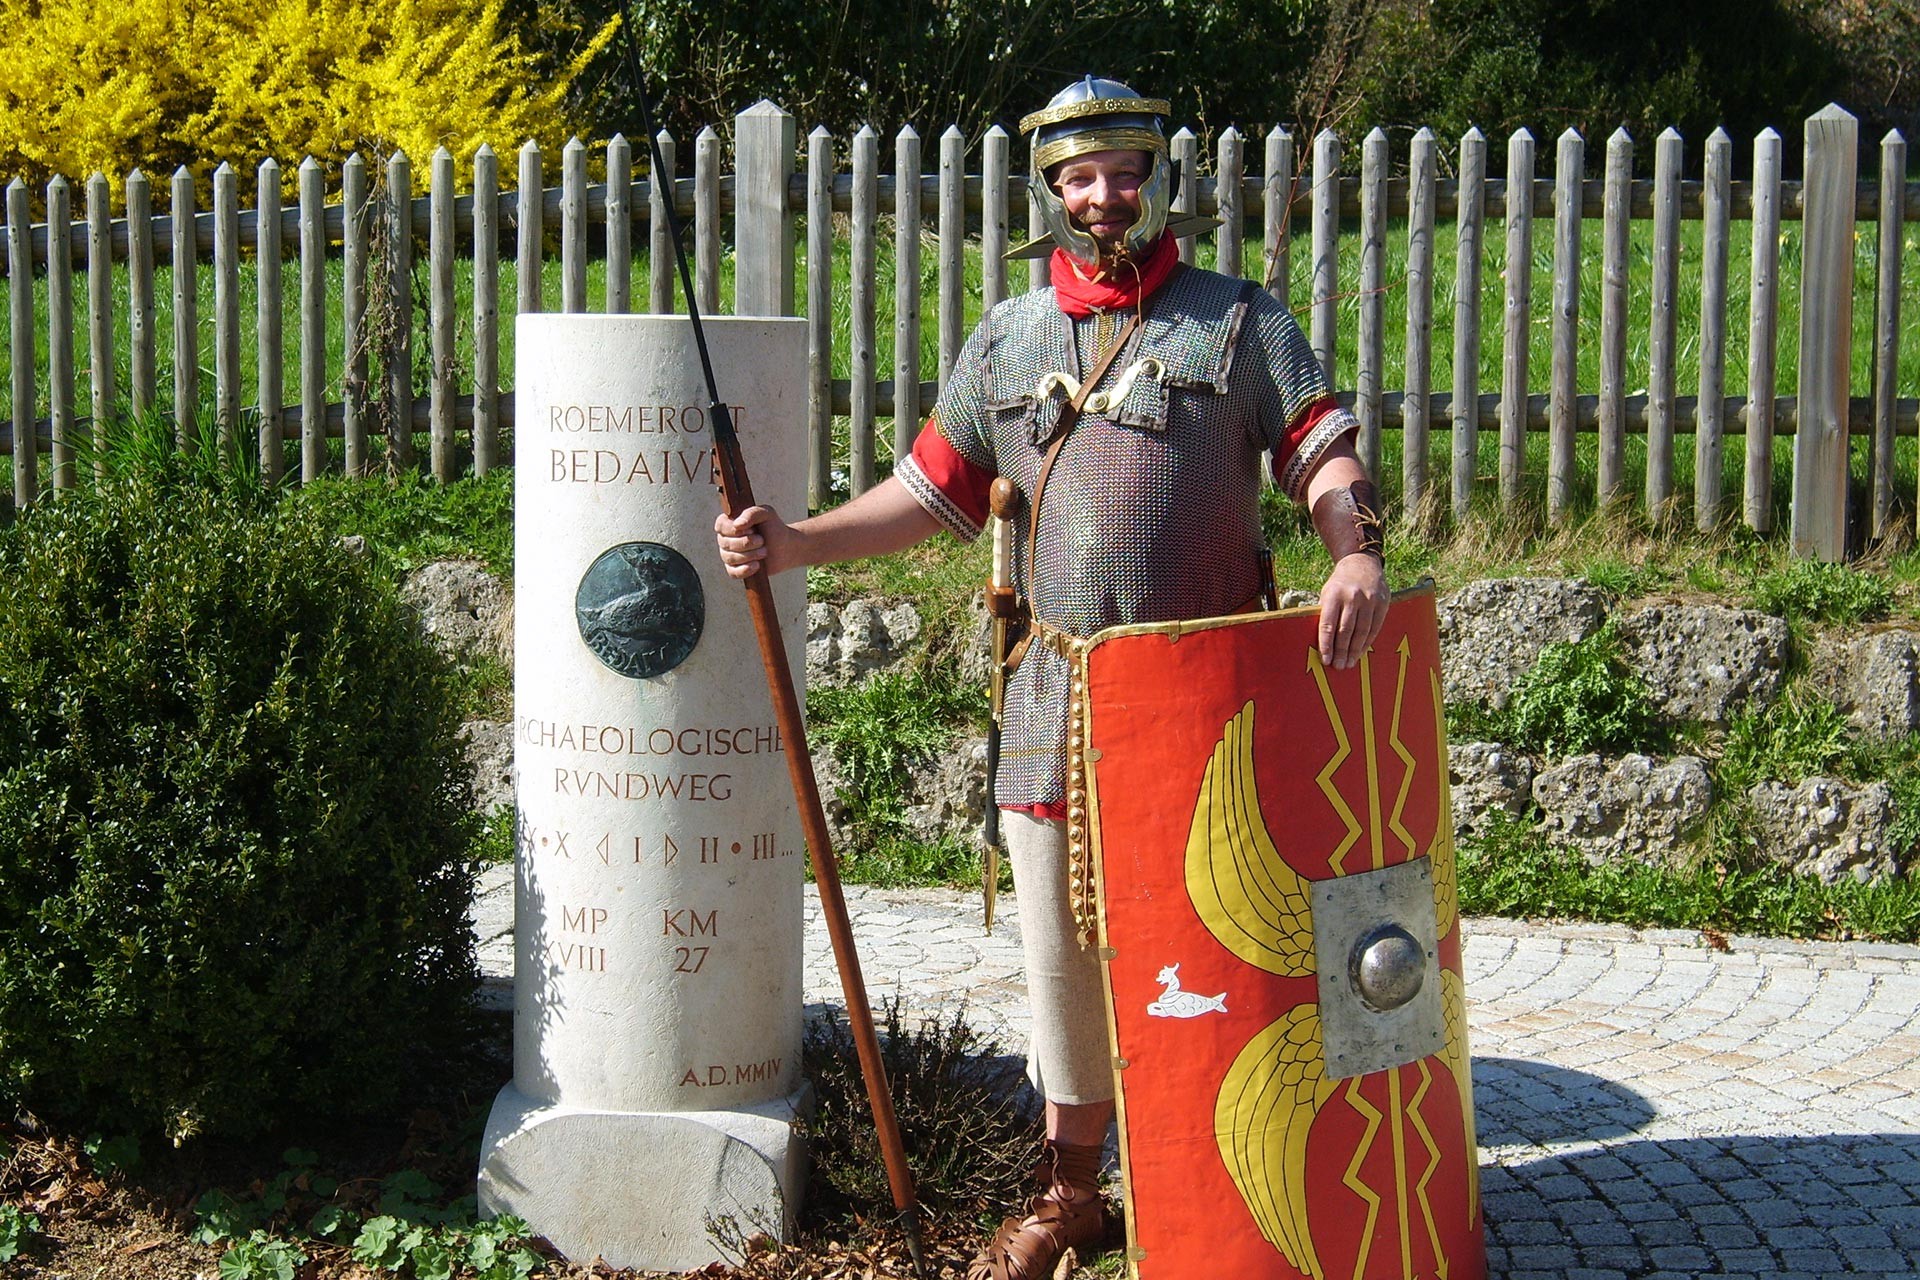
[[474, 870, 1920, 1277]]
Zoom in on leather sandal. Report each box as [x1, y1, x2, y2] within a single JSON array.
[[967, 1139, 1107, 1280]]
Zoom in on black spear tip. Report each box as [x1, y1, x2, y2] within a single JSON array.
[[898, 1203, 932, 1279]]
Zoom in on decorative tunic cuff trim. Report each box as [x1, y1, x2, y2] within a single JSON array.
[[896, 454, 984, 542]]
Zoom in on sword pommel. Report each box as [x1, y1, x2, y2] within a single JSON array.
[[990, 475, 1021, 522]]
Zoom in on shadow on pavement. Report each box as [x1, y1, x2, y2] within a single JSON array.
[[1486, 1131, 1920, 1278], [1473, 1055, 1658, 1145]]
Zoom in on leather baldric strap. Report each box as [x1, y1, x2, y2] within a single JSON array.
[[1004, 310, 1145, 676]]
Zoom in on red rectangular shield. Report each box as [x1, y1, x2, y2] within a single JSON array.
[[1081, 587, 1484, 1280]]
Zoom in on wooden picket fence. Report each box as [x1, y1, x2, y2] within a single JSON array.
[[2, 100, 1916, 559]]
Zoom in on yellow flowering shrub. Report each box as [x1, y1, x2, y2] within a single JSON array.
[[0, 0, 615, 188]]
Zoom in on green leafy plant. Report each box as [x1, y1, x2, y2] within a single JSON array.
[[1716, 692, 1852, 795], [808, 668, 984, 831], [0, 465, 480, 1142], [217, 1231, 307, 1280], [0, 1203, 40, 1262], [1499, 625, 1669, 758], [1747, 559, 1893, 625], [193, 1145, 543, 1280]]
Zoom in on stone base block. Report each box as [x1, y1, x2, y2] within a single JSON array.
[[477, 1083, 811, 1273]]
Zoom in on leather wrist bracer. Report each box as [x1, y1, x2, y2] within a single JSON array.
[[1311, 480, 1385, 563]]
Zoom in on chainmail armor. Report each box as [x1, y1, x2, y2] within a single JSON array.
[[898, 263, 1336, 807]]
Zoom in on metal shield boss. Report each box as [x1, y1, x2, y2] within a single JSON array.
[[1079, 587, 1485, 1280]]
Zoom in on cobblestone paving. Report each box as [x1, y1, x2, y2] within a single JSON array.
[[474, 871, 1920, 1277]]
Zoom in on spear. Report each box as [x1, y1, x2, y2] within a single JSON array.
[[616, 19, 931, 1279]]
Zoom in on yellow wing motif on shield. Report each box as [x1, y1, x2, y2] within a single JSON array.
[[1216, 1006, 1339, 1278], [1188, 701, 1332, 1273], [1185, 700, 1314, 977]]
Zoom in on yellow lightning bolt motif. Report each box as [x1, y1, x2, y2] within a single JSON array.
[[1341, 1077, 1384, 1280], [1441, 969, 1480, 1227], [1408, 1060, 1447, 1272], [1359, 649, 1384, 871], [1387, 635, 1419, 863], [1307, 648, 1363, 874], [1389, 1067, 1412, 1279]]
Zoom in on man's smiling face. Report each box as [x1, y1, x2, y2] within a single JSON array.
[[1052, 149, 1151, 256]]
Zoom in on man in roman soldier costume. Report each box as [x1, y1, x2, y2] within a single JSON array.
[[717, 77, 1390, 1279]]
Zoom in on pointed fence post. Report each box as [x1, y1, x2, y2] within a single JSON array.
[[982, 125, 1010, 310], [895, 126, 923, 455], [343, 153, 371, 476], [1310, 130, 1341, 391], [1696, 128, 1732, 531], [1217, 127, 1243, 279], [256, 158, 283, 483], [850, 125, 879, 496], [1744, 129, 1783, 534], [1499, 129, 1535, 508], [1403, 127, 1437, 520], [735, 101, 795, 317], [1872, 128, 1905, 540], [562, 137, 587, 314], [1597, 128, 1632, 507], [694, 127, 721, 314], [1357, 129, 1386, 478], [172, 166, 198, 452], [1451, 127, 1486, 521], [1791, 104, 1858, 561], [1547, 129, 1584, 526], [1171, 127, 1198, 266], [649, 130, 676, 314], [806, 124, 834, 509], [386, 150, 415, 468], [8, 178, 35, 506], [474, 144, 500, 475], [47, 176, 75, 488], [212, 164, 239, 457], [127, 169, 155, 423], [937, 125, 965, 396], [605, 134, 631, 315], [430, 146, 456, 480], [301, 156, 328, 481], [87, 172, 115, 474], [517, 141, 544, 318], [1263, 126, 1293, 308], [1646, 127, 1683, 520]]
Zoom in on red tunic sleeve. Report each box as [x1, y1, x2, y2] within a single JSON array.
[[895, 414, 996, 540]]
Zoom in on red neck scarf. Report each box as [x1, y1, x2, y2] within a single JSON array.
[[1050, 233, 1179, 317]]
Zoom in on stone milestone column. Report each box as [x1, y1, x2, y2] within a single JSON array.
[[479, 315, 810, 1272]]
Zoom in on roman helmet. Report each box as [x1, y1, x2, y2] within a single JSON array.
[[1019, 76, 1173, 267]]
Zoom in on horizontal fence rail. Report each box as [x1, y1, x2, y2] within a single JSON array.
[[1, 101, 1915, 558]]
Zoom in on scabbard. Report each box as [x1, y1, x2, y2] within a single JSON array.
[[982, 590, 1018, 929]]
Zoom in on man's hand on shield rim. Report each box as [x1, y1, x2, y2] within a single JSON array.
[[1302, 438, 1391, 670], [1317, 550, 1390, 669]]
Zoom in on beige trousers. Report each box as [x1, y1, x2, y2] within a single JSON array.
[[1004, 810, 1115, 1105]]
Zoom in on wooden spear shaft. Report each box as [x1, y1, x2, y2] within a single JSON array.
[[708, 434, 929, 1274], [615, 34, 928, 1276]]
